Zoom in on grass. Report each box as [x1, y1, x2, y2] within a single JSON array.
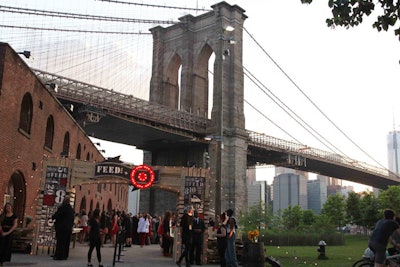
[[262, 234, 369, 267]]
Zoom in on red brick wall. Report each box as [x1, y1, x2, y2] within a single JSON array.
[[0, 43, 128, 225]]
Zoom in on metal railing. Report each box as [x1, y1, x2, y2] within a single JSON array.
[[33, 69, 210, 134], [247, 130, 390, 177], [33, 69, 393, 179]]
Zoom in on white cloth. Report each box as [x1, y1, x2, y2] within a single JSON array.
[[137, 217, 149, 233]]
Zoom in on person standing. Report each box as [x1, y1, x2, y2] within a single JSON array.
[[190, 210, 206, 265], [80, 209, 89, 243], [109, 210, 119, 247], [87, 209, 103, 267], [123, 212, 133, 247], [224, 209, 238, 267], [137, 212, 150, 247], [368, 209, 400, 267], [131, 214, 139, 245], [176, 206, 194, 267], [52, 196, 74, 260], [162, 210, 173, 257], [215, 213, 227, 267], [0, 203, 18, 266]]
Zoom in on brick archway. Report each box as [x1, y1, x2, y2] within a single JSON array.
[[8, 171, 26, 226]]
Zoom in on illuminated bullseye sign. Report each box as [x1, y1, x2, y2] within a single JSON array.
[[129, 164, 155, 189]]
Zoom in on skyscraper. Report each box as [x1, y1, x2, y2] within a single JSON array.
[[387, 130, 400, 175], [272, 172, 308, 213], [307, 178, 327, 214]]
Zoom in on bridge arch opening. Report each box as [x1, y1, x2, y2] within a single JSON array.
[[194, 43, 214, 119], [165, 53, 182, 110]]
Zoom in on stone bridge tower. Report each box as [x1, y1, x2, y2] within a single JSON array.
[[149, 2, 248, 215]]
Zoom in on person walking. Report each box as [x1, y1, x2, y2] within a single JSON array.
[[87, 209, 103, 267], [215, 213, 227, 267], [0, 203, 18, 266], [368, 209, 400, 267], [176, 205, 194, 267], [137, 212, 150, 247], [99, 211, 108, 246], [224, 209, 238, 267], [190, 210, 206, 265], [52, 196, 74, 260]]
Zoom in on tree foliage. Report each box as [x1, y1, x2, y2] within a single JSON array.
[[238, 186, 400, 237], [359, 191, 380, 231], [321, 193, 346, 227], [238, 202, 269, 231], [282, 205, 303, 231], [346, 191, 362, 225], [378, 186, 400, 215], [301, 0, 400, 41]]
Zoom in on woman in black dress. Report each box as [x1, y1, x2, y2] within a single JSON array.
[[87, 209, 103, 267], [0, 203, 18, 266], [215, 213, 227, 267]]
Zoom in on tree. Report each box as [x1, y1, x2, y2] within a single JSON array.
[[346, 191, 362, 225], [359, 191, 380, 233], [378, 185, 400, 215], [302, 209, 317, 226], [301, 0, 400, 41], [282, 205, 303, 231], [311, 214, 336, 234], [238, 202, 272, 231], [321, 193, 346, 227]]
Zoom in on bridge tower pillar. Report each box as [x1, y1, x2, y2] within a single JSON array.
[[149, 2, 248, 215]]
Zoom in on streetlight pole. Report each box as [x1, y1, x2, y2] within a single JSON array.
[[215, 33, 223, 217], [215, 25, 234, 217]]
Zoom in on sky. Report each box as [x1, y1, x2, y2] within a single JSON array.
[[2, 0, 400, 191]]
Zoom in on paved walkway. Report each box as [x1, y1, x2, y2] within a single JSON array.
[[7, 243, 220, 267]]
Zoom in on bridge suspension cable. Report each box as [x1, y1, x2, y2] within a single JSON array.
[[243, 26, 388, 171], [0, 5, 177, 24], [95, 0, 213, 12], [243, 66, 348, 157]]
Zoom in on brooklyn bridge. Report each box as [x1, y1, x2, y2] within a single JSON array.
[[1, 1, 399, 215]]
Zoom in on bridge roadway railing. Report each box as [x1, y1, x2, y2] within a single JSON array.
[[33, 69, 209, 134], [247, 130, 390, 177], [32, 69, 390, 178]]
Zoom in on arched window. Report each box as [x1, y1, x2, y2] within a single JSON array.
[[7, 171, 26, 226], [62, 132, 70, 156], [44, 115, 54, 149], [76, 144, 82, 159], [86, 152, 90, 161], [19, 93, 33, 134]]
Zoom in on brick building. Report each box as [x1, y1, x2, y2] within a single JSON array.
[[0, 42, 129, 227]]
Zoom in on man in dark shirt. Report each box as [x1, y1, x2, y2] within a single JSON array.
[[368, 209, 400, 267], [190, 210, 206, 265]]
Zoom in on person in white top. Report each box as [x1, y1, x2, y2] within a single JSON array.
[[137, 212, 150, 247], [80, 210, 89, 243]]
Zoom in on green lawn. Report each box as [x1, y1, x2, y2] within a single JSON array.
[[262, 235, 369, 267]]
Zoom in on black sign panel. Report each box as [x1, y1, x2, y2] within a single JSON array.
[[95, 162, 131, 179], [184, 176, 205, 213]]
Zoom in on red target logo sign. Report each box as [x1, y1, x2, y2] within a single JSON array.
[[130, 164, 155, 189]]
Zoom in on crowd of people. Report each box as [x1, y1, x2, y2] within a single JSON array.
[[175, 206, 237, 267], [74, 209, 165, 249], [0, 201, 237, 267]]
